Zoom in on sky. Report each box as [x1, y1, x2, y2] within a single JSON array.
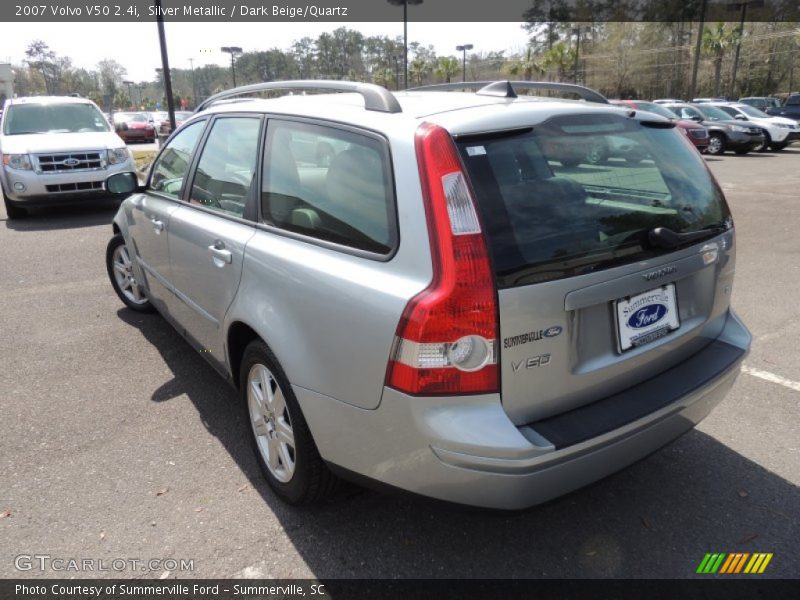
[[0, 22, 531, 82]]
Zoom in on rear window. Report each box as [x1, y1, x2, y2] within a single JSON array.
[[458, 113, 730, 288]]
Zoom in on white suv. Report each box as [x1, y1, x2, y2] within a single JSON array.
[[709, 101, 800, 151], [0, 96, 135, 218]]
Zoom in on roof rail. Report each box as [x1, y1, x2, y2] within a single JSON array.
[[410, 80, 609, 104], [195, 80, 402, 114]]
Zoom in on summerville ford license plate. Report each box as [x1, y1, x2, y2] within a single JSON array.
[[615, 284, 680, 351]]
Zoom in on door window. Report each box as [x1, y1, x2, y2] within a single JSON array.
[[149, 120, 205, 198], [189, 117, 262, 218]]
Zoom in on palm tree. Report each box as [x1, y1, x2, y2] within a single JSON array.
[[702, 23, 741, 97], [409, 57, 431, 86], [504, 47, 544, 81], [434, 56, 460, 83], [542, 42, 576, 81]]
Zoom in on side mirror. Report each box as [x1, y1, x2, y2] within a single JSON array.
[[734, 114, 746, 120], [106, 172, 139, 195]]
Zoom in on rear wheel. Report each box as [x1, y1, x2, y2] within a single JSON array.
[[106, 233, 154, 312], [559, 156, 582, 167], [241, 340, 339, 505], [769, 142, 788, 151], [707, 133, 725, 155]]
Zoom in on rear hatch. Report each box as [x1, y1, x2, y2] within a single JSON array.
[[455, 111, 736, 424]]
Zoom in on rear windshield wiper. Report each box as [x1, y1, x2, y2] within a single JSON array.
[[648, 224, 727, 250]]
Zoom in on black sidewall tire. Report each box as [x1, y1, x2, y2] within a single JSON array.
[[106, 233, 154, 312], [756, 131, 771, 153], [240, 340, 336, 505], [2, 187, 27, 219]]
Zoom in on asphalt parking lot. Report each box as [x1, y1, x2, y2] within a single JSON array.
[[1, 149, 798, 579]]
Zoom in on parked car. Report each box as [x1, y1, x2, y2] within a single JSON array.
[[104, 80, 750, 509], [707, 102, 800, 151], [0, 95, 134, 218], [113, 112, 156, 143], [739, 96, 781, 111], [765, 92, 800, 124], [652, 98, 684, 104], [157, 111, 194, 136], [691, 97, 727, 103], [661, 103, 764, 155], [611, 100, 709, 152]]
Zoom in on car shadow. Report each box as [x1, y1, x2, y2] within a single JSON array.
[[2, 198, 121, 231], [116, 308, 800, 579]]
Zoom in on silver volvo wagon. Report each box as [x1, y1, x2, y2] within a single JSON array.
[[105, 80, 750, 509]]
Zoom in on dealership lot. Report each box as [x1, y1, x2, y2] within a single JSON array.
[[0, 149, 798, 579]]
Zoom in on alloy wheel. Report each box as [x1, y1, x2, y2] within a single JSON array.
[[111, 244, 148, 305], [247, 363, 296, 483]]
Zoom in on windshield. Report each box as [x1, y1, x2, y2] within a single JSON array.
[[3, 103, 110, 135], [115, 113, 148, 123], [458, 113, 729, 287], [693, 105, 734, 121], [735, 104, 768, 118], [664, 105, 703, 121], [633, 102, 677, 120]]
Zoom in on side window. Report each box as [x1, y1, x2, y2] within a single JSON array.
[[149, 120, 205, 198], [719, 106, 737, 118], [261, 120, 395, 255], [189, 117, 262, 218]]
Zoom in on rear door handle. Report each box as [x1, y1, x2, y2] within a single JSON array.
[[208, 242, 232, 265]]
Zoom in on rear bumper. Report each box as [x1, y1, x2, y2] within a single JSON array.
[[297, 311, 750, 510]]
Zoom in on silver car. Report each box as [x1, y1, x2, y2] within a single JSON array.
[[104, 80, 750, 509]]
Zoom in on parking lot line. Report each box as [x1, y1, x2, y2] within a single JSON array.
[[742, 365, 800, 392]]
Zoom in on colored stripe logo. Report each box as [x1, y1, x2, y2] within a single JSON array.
[[697, 553, 773, 574]]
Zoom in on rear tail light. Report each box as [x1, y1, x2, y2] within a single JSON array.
[[385, 122, 499, 396]]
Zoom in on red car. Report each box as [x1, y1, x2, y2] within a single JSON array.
[[611, 100, 709, 152], [113, 112, 156, 143]]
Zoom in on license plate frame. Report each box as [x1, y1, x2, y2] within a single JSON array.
[[615, 284, 680, 352]]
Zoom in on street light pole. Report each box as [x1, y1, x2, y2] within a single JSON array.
[[729, 1, 764, 98], [392, 55, 401, 90], [154, 0, 176, 132], [572, 28, 582, 84], [387, 0, 423, 90], [122, 80, 134, 109], [221, 46, 243, 88], [189, 58, 197, 108], [456, 44, 473, 83], [689, 0, 708, 100]]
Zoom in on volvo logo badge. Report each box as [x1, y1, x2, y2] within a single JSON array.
[[642, 265, 677, 282]]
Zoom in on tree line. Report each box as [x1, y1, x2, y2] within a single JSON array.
[[8, 22, 800, 111]]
